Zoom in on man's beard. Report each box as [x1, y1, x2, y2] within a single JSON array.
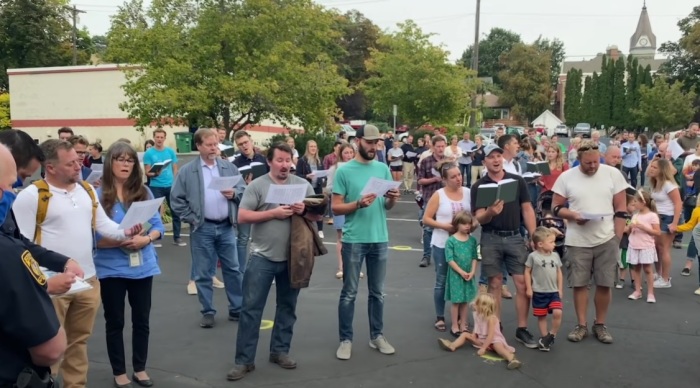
[[358, 144, 375, 160]]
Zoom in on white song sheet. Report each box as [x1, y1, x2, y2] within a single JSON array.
[[207, 175, 242, 191], [265, 184, 308, 205], [119, 197, 165, 230], [85, 170, 103, 184], [360, 177, 401, 197], [311, 170, 330, 178]]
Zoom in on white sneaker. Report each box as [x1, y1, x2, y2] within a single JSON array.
[[212, 277, 225, 289], [319, 231, 325, 239], [615, 282, 624, 289], [694, 287, 700, 295], [336, 340, 352, 360], [369, 335, 395, 355], [653, 278, 672, 288], [187, 281, 197, 295]]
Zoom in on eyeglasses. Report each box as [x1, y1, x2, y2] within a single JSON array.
[[114, 157, 136, 165]]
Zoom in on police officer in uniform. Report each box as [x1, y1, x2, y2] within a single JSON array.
[[0, 144, 66, 388]]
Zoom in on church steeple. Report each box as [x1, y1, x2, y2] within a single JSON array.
[[630, 2, 657, 59]]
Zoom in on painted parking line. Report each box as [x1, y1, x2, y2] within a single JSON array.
[[162, 233, 423, 252]]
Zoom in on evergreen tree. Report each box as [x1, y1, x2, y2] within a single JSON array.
[[611, 56, 627, 128], [625, 56, 640, 128], [582, 74, 595, 123], [564, 68, 583, 124]]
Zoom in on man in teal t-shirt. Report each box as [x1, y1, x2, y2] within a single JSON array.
[[331, 124, 400, 361]]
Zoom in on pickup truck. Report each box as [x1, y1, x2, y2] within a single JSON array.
[[573, 123, 592, 138]]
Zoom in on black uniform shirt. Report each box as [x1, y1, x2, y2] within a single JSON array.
[[0, 234, 60, 385], [471, 171, 530, 232]]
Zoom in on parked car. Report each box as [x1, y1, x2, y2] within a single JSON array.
[[573, 123, 592, 138], [555, 124, 569, 137]]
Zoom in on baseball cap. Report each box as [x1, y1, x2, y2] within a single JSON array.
[[484, 143, 504, 156], [356, 124, 382, 141]]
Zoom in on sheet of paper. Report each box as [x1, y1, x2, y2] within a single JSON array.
[[360, 177, 401, 197], [41, 268, 94, 296], [85, 170, 103, 184], [207, 175, 242, 191], [90, 164, 103, 172], [119, 197, 165, 230], [218, 144, 234, 151], [670, 140, 685, 160], [265, 184, 308, 205], [406, 151, 417, 158], [312, 170, 330, 178], [137, 152, 145, 163], [580, 212, 613, 220], [431, 168, 440, 177]]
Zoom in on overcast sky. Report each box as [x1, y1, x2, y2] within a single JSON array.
[[74, 0, 696, 62]]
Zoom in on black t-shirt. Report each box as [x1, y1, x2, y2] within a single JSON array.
[[0, 235, 60, 384], [401, 143, 416, 163], [471, 171, 530, 232], [472, 145, 486, 166]]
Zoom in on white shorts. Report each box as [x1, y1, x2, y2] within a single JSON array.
[[627, 248, 658, 265]]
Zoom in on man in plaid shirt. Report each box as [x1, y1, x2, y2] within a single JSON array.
[[416, 135, 447, 267]]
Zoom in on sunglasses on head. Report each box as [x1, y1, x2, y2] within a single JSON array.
[[578, 144, 600, 152]]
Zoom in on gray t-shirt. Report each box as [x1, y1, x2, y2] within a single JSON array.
[[525, 251, 562, 293], [239, 174, 314, 262]]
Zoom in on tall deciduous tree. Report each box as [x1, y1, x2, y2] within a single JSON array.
[[460, 28, 521, 85], [632, 78, 697, 131], [498, 43, 551, 123], [564, 68, 583, 125], [364, 20, 476, 129], [0, 93, 10, 129], [659, 6, 700, 94], [107, 0, 349, 136], [533, 36, 566, 91], [0, 0, 87, 91]]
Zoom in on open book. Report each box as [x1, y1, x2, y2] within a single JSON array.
[[238, 162, 267, 180], [475, 178, 519, 208], [149, 159, 172, 174], [526, 161, 551, 175], [522, 172, 542, 182]]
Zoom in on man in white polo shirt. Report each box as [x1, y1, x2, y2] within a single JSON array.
[[551, 140, 627, 345], [13, 139, 140, 388]]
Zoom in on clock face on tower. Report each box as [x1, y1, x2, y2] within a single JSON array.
[[638, 36, 649, 47]]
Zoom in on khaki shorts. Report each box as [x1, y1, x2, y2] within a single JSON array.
[[565, 237, 619, 288]]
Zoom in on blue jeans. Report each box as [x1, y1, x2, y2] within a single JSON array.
[[459, 163, 472, 188], [191, 221, 242, 316], [338, 242, 388, 341], [622, 166, 639, 188], [236, 223, 251, 274], [685, 204, 697, 258], [432, 246, 447, 317], [418, 207, 433, 260], [235, 254, 300, 365], [149, 186, 181, 240]]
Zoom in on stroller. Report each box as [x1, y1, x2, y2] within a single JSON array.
[[536, 190, 566, 258]]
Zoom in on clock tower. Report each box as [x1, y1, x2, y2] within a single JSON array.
[[630, 2, 657, 59]]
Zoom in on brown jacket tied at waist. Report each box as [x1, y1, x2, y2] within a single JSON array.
[[289, 214, 327, 288]]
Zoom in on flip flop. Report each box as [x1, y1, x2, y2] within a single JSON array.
[[434, 319, 447, 332], [450, 329, 461, 338]]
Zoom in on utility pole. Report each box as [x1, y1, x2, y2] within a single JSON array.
[[468, 0, 481, 128], [65, 5, 86, 65]]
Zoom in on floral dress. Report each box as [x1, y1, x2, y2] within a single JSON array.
[[444, 235, 478, 303]]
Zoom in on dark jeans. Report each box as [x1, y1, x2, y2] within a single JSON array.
[[685, 204, 698, 258], [418, 207, 433, 260], [640, 157, 648, 187], [459, 163, 472, 188], [236, 223, 251, 274], [235, 255, 300, 365], [149, 186, 181, 240], [622, 166, 638, 188], [100, 276, 153, 376], [527, 183, 540, 208]]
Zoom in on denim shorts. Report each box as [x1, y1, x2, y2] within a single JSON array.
[[659, 214, 674, 233]]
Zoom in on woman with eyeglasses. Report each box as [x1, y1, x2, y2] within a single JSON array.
[[421, 160, 477, 335], [93, 142, 164, 388]]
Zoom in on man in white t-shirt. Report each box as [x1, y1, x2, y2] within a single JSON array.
[[13, 139, 140, 387], [551, 140, 628, 345]]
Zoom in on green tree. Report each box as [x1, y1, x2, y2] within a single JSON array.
[[564, 68, 583, 124], [0, 0, 87, 91], [581, 75, 594, 122], [659, 6, 700, 95], [460, 28, 521, 85], [498, 43, 551, 123], [91, 35, 108, 56], [624, 55, 640, 128], [533, 36, 566, 91], [363, 20, 476, 129], [331, 10, 381, 120], [593, 55, 612, 127], [0, 93, 10, 129], [611, 56, 626, 128], [632, 78, 697, 131], [107, 0, 350, 137]]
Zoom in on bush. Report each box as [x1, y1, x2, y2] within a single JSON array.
[[369, 122, 391, 133], [264, 130, 337, 158]]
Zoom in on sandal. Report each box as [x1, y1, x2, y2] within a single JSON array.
[[450, 329, 461, 338], [434, 317, 446, 332]]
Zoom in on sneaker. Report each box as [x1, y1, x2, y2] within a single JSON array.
[[615, 280, 624, 289], [515, 328, 537, 349], [592, 323, 613, 344], [673, 241, 682, 249], [419, 257, 430, 268], [200, 314, 215, 328], [567, 324, 588, 342], [646, 295, 656, 303], [501, 285, 513, 299], [213, 277, 225, 289], [478, 284, 488, 294], [369, 335, 395, 355], [174, 239, 187, 247], [628, 291, 642, 300], [681, 268, 691, 276], [653, 277, 672, 288], [336, 340, 352, 360], [318, 231, 324, 239], [653, 273, 660, 281], [507, 358, 523, 370], [335, 270, 343, 279], [360, 272, 364, 279], [694, 287, 700, 295], [538, 333, 555, 352], [187, 281, 197, 295]]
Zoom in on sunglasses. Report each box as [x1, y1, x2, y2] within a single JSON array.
[[578, 144, 600, 152]]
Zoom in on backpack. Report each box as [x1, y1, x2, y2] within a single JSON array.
[[32, 180, 98, 245]]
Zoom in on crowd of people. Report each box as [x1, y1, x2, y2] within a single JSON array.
[[1, 121, 699, 387]]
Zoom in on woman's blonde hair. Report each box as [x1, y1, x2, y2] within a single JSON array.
[[634, 188, 657, 213], [473, 293, 496, 319], [303, 140, 320, 166], [546, 145, 565, 171], [649, 158, 678, 192]]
